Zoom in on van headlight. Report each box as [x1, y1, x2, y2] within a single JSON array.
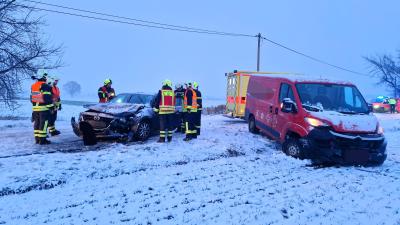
[[305, 117, 328, 127]]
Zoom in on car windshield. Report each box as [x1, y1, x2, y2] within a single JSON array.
[[109, 94, 130, 103], [296, 83, 369, 114], [128, 94, 153, 105], [109, 94, 153, 105]]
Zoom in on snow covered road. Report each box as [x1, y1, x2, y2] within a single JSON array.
[[0, 105, 400, 224]]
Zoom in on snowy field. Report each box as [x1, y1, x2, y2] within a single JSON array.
[[0, 102, 400, 224]]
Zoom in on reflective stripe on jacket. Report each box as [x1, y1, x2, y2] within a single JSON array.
[[98, 86, 108, 103], [52, 86, 61, 107], [159, 89, 175, 114], [31, 81, 53, 111], [31, 81, 45, 104], [389, 99, 397, 105], [184, 88, 198, 112]]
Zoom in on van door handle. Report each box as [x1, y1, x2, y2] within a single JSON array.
[[269, 106, 273, 113], [275, 108, 279, 114]]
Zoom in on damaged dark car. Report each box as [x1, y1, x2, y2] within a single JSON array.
[[71, 93, 180, 145]]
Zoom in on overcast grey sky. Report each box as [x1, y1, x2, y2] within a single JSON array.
[[27, 0, 400, 100]]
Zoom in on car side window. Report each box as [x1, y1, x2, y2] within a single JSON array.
[[279, 83, 295, 102]]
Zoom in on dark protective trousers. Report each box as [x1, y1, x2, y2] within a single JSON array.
[[390, 104, 396, 113], [48, 110, 58, 133], [33, 110, 51, 139], [195, 110, 202, 135], [185, 111, 197, 138], [180, 112, 186, 133], [159, 114, 174, 140]]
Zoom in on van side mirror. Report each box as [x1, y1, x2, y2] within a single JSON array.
[[281, 98, 297, 113]]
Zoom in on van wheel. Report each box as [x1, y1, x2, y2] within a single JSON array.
[[248, 116, 259, 134], [134, 120, 151, 141], [283, 138, 304, 159]]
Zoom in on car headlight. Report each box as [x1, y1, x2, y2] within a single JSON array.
[[377, 125, 384, 135], [305, 117, 328, 127], [373, 105, 380, 109]]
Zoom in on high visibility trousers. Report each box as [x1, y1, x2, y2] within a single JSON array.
[[185, 112, 197, 138], [48, 110, 58, 133], [195, 110, 202, 136], [33, 110, 51, 139], [159, 114, 174, 140]]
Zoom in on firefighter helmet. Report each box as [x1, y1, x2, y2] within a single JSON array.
[[37, 69, 48, 80], [104, 79, 112, 85], [193, 82, 199, 89], [163, 79, 172, 87]]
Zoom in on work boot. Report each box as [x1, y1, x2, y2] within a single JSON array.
[[39, 138, 51, 145], [50, 130, 61, 136], [35, 137, 40, 144], [157, 137, 165, 143], [183, 136, 192, 142], [167, 136, 172, 142]]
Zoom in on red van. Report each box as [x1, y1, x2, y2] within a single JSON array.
[[245, 73, 387, 165]]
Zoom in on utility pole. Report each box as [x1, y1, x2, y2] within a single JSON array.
[[257, 33, 261, 72]]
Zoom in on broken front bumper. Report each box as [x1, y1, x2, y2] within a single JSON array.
[[303, 128, 387, 166], [70, 117, 130, 140]]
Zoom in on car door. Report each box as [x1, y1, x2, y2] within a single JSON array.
[[274, 83, 296, 139]]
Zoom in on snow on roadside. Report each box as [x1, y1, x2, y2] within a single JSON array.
[[0, 105, 399, 224]]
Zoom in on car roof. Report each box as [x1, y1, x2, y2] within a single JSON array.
[[118, 92, 154, 96]]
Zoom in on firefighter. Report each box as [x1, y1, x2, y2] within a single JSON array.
[[31, 72, 54, 145], [388, 98, 397, 113], [98, 78, 116, 103], [154, 79, 175, 143], [183, 82, 198, 141], [174, 83, 185, 133], [48, 76, 61, 136], [193, 82, 202, 136]]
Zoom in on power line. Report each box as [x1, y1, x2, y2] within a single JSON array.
[[19, 1, 370, 77], [20, 0, 255, 38], [23, 0, 255, 37], [261, 36, 371, 77]]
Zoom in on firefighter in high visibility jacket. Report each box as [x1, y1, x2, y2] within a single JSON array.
[[31, 73, 54, 145], [183, 82, 198, 141], [193, 82, 202, 136], [174, 83, 185, 133], [98, 79, 116, 103], [48, 76, 61, 136], [154, 79, 175, 143]]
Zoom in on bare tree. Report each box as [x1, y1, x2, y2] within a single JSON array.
[[0, 0, 62, 110], [365, 52, 400, 97], [63, 81, 81, 97]]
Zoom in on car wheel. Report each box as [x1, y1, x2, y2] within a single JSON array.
[[283, 138, 304, 159], [134, 120, 151, 141], [248, 115, 259, 134]]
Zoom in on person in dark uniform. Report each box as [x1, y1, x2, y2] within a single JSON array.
[[193, 82, 202, 136], [183, 82, 198, 141], [153, 79, 175, 143], [31, 72, 54, 145], [98, 79, 116, 103], [174, 83, 185, 133], [48, 76, 61, 136]]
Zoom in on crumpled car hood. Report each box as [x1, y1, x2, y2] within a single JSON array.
[[85, 103, 144, 115]]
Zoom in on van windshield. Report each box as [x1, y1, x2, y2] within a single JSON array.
[[295, 83, 369, 114]]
